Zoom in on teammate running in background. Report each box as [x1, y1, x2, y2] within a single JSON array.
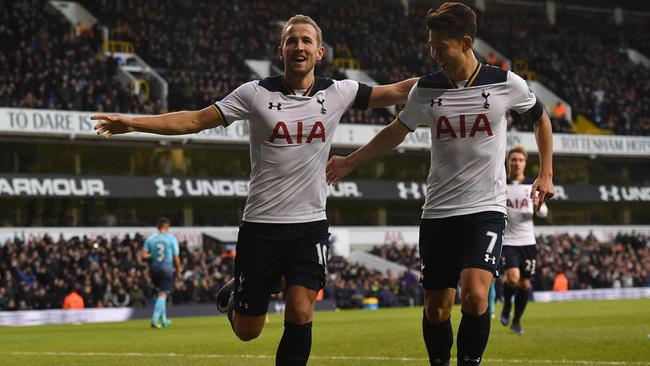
[[141, 217, 181, 329], [326, 3, 554, 364], [500, 145, 548, 334]]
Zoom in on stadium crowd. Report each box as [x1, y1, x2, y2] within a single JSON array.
[[0, 1, 162, 114], [0, 231, 646, 311], [476, 4, 650, 135], [0, 233, 232, 311], [3, 1, 647, 134]]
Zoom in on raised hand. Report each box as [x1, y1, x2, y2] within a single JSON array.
[[91, 114, 137, 138]]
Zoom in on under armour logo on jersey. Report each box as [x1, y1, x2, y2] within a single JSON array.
[[430, 98, 442, 107], [268, 102, 282, 110], [155, 178, 183, 197], [316, 97, 327, 114], [482, 90, 490, 109], [484, 253, 496, 264]]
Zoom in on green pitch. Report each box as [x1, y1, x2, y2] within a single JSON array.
[[1, 299, 648, 365]]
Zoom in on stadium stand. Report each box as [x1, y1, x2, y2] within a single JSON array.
[[0, 0, 162, 113], [4, 1, 646, 133], [1, 232, 646, 311]]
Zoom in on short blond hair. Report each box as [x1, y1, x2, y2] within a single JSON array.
[[280, 14, 323, 46], [507, 144, 528, 160]]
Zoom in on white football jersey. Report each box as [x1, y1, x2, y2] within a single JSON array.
[[399, 64, 538, 218], [215, 76, 371, 223], [503, 178, 548, 247]]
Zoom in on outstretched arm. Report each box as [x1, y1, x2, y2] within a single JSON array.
[[367, 78, 418, 108], [92, 105, 224, 138], [326, 118, 411, 185], [531, 110, 554, 210]]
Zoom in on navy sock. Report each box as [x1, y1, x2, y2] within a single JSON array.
[[422, 311, 452, 365], [276, 321, 312, 366], [502, 283, 516, 316], [513, 287, 530, 323], [457, 311, 491, 365]]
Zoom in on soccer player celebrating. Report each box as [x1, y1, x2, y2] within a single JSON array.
[[326, 3, 554, 365], [141, 217, 181, 328], [92, 14, 415, 365], [500, 145, 548, 335]]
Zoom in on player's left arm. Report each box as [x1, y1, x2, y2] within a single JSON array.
[[367, 78, 418, 108], [172, 238, 182, 279], [531, 111, 554, 210], [508, 71, 554, 210]]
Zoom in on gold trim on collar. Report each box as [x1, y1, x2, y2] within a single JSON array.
[[466, 62, 482, 88]]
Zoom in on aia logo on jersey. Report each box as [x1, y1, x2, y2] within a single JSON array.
[[436, 114, 493, 139], [506, 198, 529, 209], [269, 121, 326, 144]]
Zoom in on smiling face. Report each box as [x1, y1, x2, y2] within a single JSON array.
[[428, 30, 470, 78], [279, 22, 324, 80]]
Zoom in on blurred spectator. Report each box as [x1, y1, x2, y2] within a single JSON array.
[[62, 285, 84, 309], [552, 271, 569, 292]]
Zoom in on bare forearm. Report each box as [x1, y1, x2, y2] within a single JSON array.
[[131, 110, 205, 135], [534, 112, 553, 178], [348, 121, 409, 168]]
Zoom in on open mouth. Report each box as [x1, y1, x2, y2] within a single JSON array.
[[292, 55, 307, 65]]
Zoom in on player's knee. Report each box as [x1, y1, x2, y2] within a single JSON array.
[[461, 289, 488, 315], [234, 325, 262, 342], [520, 279, 531, 290], [506, 273, 520, 286], [284, 305, 313, 324], [425, 304, 453, 323]]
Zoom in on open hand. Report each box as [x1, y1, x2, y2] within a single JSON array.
[[91, 114, 136, 138], [326, 155, 354, 185]]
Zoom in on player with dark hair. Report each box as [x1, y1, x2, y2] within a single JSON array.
[[92, 14, 415, 365], [500, 145, 548, 334], [141, 217, 181, 328], [326, 3, 554, 365]]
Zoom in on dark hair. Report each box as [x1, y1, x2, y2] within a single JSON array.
[[425, 2, 477, 40], [157, 217, 170, 230]]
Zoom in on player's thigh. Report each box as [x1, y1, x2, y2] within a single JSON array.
[[232, 312, 267, 340], [283, 220, 330, 294], [419, 218, 462, 291], [233, 221, 283, 316], [459, 211, 506, 276]]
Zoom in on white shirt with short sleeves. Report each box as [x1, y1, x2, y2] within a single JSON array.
[[215, 76, 371, 223], [399, 65, 538, 218], [503, 178, 548, 247]]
